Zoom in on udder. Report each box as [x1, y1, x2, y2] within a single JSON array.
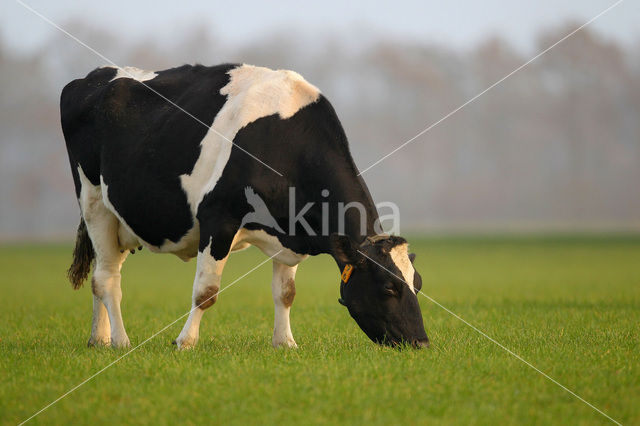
[[117, 222, 141, 252]]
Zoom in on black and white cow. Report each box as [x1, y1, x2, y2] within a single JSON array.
[[61, 63, 429, 349]]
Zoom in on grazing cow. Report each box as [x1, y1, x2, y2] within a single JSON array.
[[61, 63, 429, 349]]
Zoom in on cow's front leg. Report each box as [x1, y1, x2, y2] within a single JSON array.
[[174, 247, 227, 350], [271, 261, 298, 348]]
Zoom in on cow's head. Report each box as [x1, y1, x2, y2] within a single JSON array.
[[331, 234, 429, 348]]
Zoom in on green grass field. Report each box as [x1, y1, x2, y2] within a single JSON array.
[[1, 236, 639, 425]]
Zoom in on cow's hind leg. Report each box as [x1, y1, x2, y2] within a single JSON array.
[[271, 261, 298, 348], [88, 292, 111, 346], [87, 215, 130, 348], [174, 245, 228, 349], [68, 217, 111, 346], [86, 215, 130, 348], [79, 171, 130, 348]]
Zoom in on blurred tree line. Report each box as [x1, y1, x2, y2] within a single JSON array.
[[1, 22, 639, 239]]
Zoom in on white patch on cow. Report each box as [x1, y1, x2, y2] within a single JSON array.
[[389, 243, 415, 291], [99, 175, 146, 247], [109, 66, 157, 82], [180, 64, 321, 216], [234, 228, 308, 267], [77, 167, 117, 258], [77, 166, 99, 213]]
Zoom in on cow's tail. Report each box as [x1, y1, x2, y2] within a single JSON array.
[[68, 217, 95, 290]]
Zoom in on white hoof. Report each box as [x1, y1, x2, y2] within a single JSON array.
[[173, 334, 198, 350], [272, 335, 298, 349], [87, 336, 111, 347], [110, 335, 131, 349]]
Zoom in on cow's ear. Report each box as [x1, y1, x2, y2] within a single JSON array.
[[330, 233, 358, 264], [409, 253, 417, 263]]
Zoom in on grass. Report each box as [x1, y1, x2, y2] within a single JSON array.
[[1, 236, 639, 425]]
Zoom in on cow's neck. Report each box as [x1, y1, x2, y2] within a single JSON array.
[[302, 173, 380, 255], [335, 176, 380, 243]]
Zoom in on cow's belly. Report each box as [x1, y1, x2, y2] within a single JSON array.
[[150, 224, 200, 260], [110, 210, 200, 261], [105, 210, 306, 265], [233, 228, 308, 266]]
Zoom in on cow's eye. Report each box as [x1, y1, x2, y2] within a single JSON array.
[[383, 282, 397, 296]]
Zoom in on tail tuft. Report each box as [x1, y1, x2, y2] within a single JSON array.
[[67, 218, 95, 290]]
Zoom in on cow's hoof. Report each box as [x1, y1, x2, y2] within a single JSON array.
[[110, 337, 131, 349], [272, 337, 298, 349], [87, 337, 111, 347], [173, 336, 198, 350]]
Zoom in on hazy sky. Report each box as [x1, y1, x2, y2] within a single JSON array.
[[2, 0, 637, 55]]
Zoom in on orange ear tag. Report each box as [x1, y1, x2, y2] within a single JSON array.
[[341, 264, 354, 283]]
